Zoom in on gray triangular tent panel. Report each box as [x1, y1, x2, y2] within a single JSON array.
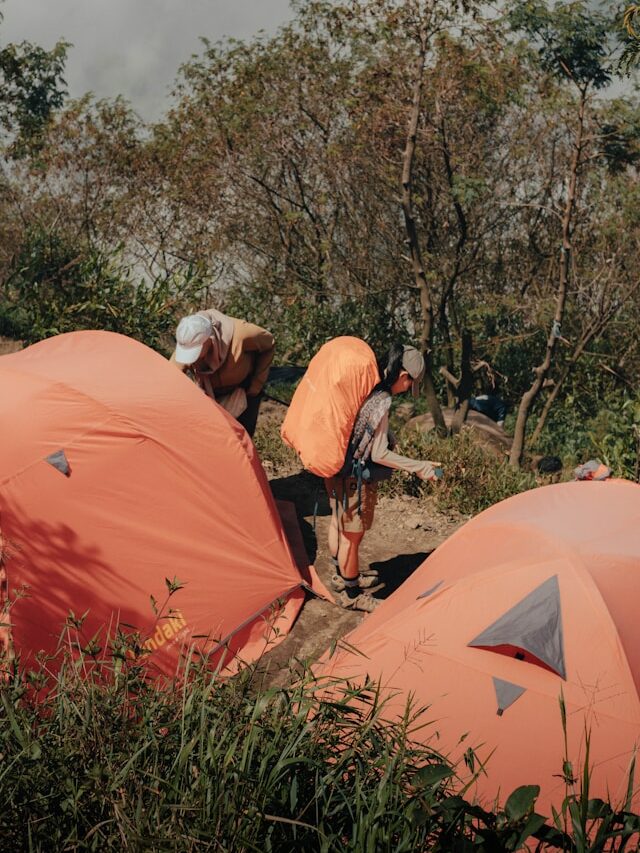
[[45, 449, 71, 477], [468, 575, 566, 679], [417, 581, 443, 600], [493, 677, 526, 716]]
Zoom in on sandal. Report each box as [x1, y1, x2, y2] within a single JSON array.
[[330, 557, 380, 584], [331, 572, 384, 592], [335, 591, 381, 613]]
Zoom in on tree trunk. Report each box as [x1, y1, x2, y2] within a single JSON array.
[[437, 107, 468, 409], [401, 31, 447, 436], [509, 86, 587, 467], [451, 330, 474, 434]]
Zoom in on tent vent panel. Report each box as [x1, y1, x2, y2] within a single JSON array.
[[468, 575, 566, 679], [45, 449, 71, 477], [493, 677, 526, 715]]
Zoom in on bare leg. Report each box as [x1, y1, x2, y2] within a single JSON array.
[[328, 511, 363, 580], [338, 531, 364, 579]]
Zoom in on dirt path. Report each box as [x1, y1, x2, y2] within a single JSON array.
[[256, 400, 463, 687]]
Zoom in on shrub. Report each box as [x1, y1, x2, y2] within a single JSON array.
[[382, 427, 537, 516], [0, 228, 205, 351]]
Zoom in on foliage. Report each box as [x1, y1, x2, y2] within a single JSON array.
[[381, 427, 538, 515], [225, 284, 408, 364], [588, 395, 640, 480], [253, 406, 301, 474], [509, 0, 615, 89], [1, 633, 638, 851], [0, 37, 68, 153], [0, 228, 206, 351]]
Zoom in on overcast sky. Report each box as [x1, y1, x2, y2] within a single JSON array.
[[1, 0, 295, 121]]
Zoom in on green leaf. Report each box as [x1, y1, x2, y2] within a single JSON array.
[[586, 798, 612, 819], [504, 785, 540, 821], [414, 763, 453, 787], [515, 812, 546, 847]]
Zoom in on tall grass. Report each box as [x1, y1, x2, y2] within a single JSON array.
[[1, 633, 638, 851]]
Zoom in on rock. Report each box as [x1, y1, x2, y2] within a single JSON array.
[[405, 407, 512, 457]]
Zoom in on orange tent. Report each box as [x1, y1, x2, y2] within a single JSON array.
[[318, 481, 640, 811], [0, 331, 324, 675]]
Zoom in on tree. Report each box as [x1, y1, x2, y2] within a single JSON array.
[[0, 2, 67, 155], [507, 0, 621, 467]]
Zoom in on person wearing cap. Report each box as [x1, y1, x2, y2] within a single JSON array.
[[326, 342, 443, 612], [170, 308, 275, 437]]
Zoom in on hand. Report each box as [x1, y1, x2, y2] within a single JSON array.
[[421, 462, 444, 482]]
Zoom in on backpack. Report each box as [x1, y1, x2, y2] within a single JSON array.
[[280, 337, 380, 477], [340, 389, 394, 484]]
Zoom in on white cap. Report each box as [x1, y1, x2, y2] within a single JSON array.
[[174, 314, 212, 365], [402, 345, 425, 397]]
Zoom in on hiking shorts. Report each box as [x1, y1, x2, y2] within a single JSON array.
[[325, 476, 378, 533]]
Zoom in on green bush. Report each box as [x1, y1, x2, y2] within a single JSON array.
[[533, 391, 640, 479], [381, 427, 537, 516], [224, 285, 409, 365], [0, 228, 205, 351]]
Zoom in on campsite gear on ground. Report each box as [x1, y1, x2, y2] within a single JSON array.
[[317, 480, 640, 812], [574, 458, 612, 480], [537, 455, 563, 474], [468, 393, 508, 426], [281, 336, 380, 478], [0, 331, 328, 676]]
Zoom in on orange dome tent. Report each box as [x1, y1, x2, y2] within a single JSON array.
[[0, 331, 325, 676], [318, 481, 640, 811]]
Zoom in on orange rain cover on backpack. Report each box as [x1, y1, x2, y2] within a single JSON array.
[[281, 337, 379, 478]]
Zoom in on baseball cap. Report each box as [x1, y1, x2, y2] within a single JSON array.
[[174, 314, 212, 365], [402, 345, 425, 397]]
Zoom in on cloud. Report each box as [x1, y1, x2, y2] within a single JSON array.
[[1, 0, 294, 120]]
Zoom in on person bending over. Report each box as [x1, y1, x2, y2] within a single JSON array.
[[325, 343, 442, 612], [170, 308, 275, 438]]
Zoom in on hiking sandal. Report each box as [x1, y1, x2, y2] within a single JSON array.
[[335, 591, 381, 613], [331, 572, 384, 592], [330, 555, 379, 580]]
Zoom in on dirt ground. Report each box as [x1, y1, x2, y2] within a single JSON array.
[[255, 399, 464, 686]]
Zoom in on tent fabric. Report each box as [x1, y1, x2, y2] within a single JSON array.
[[280, 336, 379, 477], [318, 481, 640, 811], [0, 330, 324, 675], [468, 574, 566, 678]]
